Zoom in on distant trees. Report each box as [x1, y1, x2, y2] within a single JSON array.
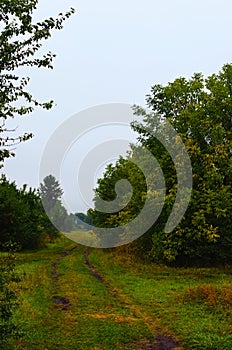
[[0, 173, 87, 250], [39, 175, 64, 213], [75, 212, 93, 229], [0, 175, 59, 249], [39, 175, 76, 232], [91, 64, 232, 265]]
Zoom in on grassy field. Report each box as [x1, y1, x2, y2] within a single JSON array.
[[5, 236, 232, 350]]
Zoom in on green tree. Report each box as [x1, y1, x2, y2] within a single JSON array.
[[0, 0, 75, 165], [0, 2, 74, 345], [75, 212, 92, 229], [39, 175, 64, 213], [0, 175, 58, 249], [89, 155, 149, 247], [91, 64, 232, 264], [39, 175, 76, 232], [132, 64, 232, 264]]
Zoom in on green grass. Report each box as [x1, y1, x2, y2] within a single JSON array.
[[3, 237, 232, 349], [88, 249, 232, 350]]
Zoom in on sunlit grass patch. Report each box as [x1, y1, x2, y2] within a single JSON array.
[[64, 230, 99, 246]]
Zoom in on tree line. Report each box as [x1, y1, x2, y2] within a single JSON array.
[[89, 64, 232, 265]]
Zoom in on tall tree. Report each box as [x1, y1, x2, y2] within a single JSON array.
[[0, 0, 75, 165], [39, 175, 63, 213], [39, 175, 75, 232], [91, 64, 232, 264], [132, 64, 232, 263]]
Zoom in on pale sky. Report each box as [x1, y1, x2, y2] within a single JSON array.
[[1, 0, 232, 212]]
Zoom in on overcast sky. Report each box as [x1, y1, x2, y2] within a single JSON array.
[[1, 0, 232, 212]]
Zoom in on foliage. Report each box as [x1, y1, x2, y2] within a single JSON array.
[[0, 175, 58, 249], [39, 175, 76, 232], [91, 64, 232, 264], [0, 243, 20, 348], [89, 155, 150, 247], [39, 175, 64, 213], [0, 0, 75, 165], [75, 212, 93, 228], [0, 2, 75, 348], [132, 64, 232, 263]]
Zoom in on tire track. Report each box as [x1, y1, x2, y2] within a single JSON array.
[[52, 245, 77, 310], [84, 250, 182, 350]]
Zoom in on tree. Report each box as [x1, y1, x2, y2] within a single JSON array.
[[91, 64, 232, 264], [39, 175, 76, 232], [0, 2, 75, 346], [89, 154, 150, 247], [0, 0, 75, 165], [75, 212, 93, 229], [0, 178, 61, 344], [39, 175, 64, 213], [0, 175, 59, 249], [131, 63, 232, 264]]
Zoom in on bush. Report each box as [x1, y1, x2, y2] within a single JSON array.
[[0, 243, 20, 348], [182, 284, 232, 312], [0, 175, 59, 250]]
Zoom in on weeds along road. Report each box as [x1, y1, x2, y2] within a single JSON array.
[[12, 238, 232, 350]]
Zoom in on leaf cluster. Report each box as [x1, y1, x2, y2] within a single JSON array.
[[0, 0, 75, 163]]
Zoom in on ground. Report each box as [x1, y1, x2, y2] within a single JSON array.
[[6, 237, 232, 350]]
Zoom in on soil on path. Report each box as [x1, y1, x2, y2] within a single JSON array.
[[51, 246, 77, 310], [84, 250, 104, 282], [132, 332, 181, 350]]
